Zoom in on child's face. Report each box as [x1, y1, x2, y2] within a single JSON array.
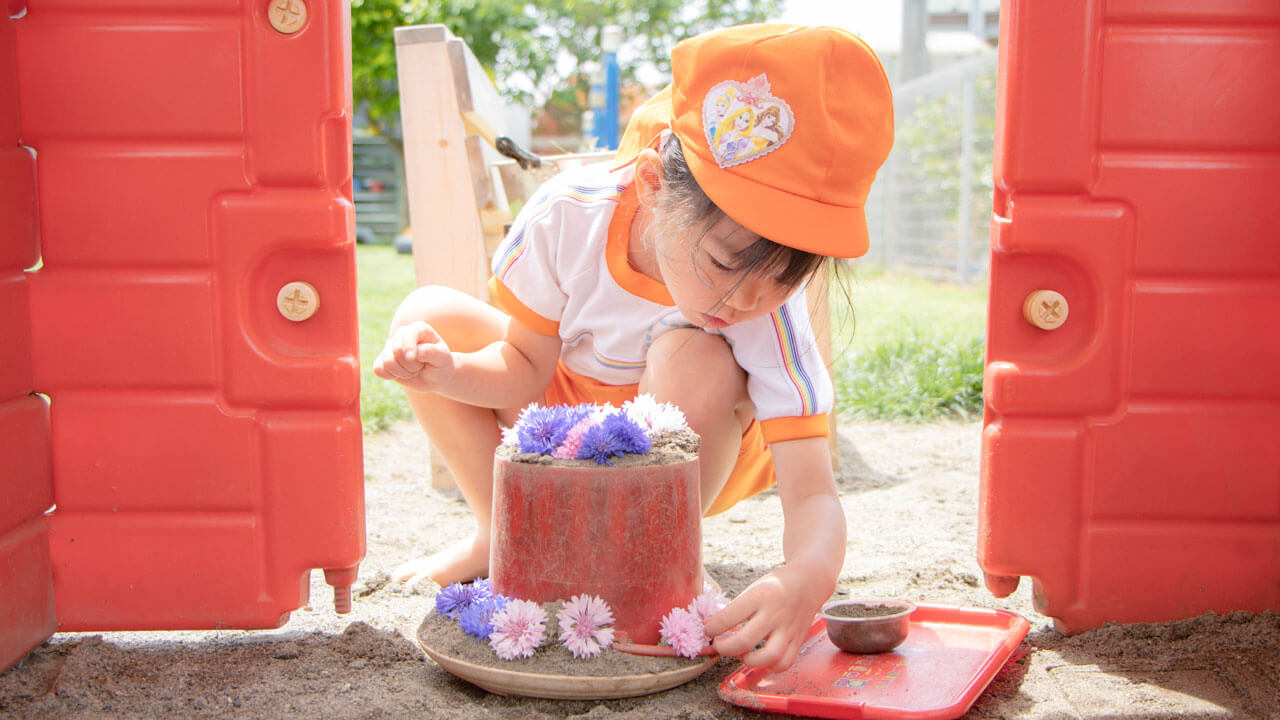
[[650, 213, 792, 330]]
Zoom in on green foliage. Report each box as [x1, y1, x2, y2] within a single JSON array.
[[349, 0, 783, 141], [356, 243, 418, 433], [350, 0, 542, 142], [831, 271, 987, 422]]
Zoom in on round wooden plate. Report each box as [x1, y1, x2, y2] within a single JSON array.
[[417, 620, 716, 700]]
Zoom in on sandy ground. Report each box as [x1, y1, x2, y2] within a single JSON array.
[[2, 419, 1277, 719]]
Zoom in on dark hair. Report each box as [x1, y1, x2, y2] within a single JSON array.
[[656, 134, 826, 289]]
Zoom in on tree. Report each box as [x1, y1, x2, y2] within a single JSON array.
[[350, 0, 783, 146], [350, 0, 543, 150]]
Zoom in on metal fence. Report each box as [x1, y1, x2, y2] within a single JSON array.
[[863, 50, 998, 284]]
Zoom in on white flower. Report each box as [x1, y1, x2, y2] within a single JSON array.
[[500, 423, 520, 446], [622, 394, 689, 435]]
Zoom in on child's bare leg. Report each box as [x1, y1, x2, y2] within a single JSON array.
[[385, 286, 519, 587], [641, 329, 751, 514]]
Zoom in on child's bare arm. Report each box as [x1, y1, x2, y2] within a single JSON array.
[[704, 435, 845, 671], [373, 289, 562, 408], [444, 319, 563, 408]]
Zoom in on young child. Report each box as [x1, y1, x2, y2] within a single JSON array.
[[374, 23, 893, 672]]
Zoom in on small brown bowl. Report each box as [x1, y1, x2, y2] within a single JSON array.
[[820, 599, 916, 654]]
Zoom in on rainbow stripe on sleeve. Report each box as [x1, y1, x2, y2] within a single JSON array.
[[562, 329, 648, 371], [769, 305, 819, 416], [492, 182, 627, 280]]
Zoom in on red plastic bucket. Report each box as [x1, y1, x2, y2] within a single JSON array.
[[489, 456, 701, 645]]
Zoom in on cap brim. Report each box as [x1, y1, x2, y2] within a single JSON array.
[[683, 144, 871, 259]]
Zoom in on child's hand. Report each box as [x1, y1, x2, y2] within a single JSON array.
[[372, 320, 455, 393], [703, 563, 829, 672]]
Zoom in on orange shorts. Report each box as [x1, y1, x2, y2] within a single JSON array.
[[541, 362, 775, 516]]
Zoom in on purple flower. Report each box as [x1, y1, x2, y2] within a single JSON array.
[[576, 424, 619, 465], [602, 412, 651, 454], [489, 599, 548, 660], [577, 411, 651, 465], [660, 607, 709, 659], [515, 405, 577, 455], [513, 404, 597, 456], [459, 594, 508, 639], [435, 580, 493, 620], [556, 594, 616, 659]]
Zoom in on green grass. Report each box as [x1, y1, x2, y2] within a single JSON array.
[[356, 243, 418, 433], [831, 269, 987, 422], [354, 249, 988, 430]]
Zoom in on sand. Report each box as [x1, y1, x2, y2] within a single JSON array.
[[2, 419, 1277, 719]]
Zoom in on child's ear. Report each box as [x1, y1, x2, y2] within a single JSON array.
[[633, 148, 664, 209]]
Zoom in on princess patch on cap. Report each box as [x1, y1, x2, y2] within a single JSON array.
[[702, 74, 795, 169]]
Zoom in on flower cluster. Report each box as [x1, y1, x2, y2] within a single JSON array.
[[659, 584, 729, 659], [436, 581, 616, 661], [502, 395, 690, 466], [436, 579, 731, 662]]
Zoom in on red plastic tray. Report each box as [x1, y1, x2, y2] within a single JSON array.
[[718, 604, 1029, 720]]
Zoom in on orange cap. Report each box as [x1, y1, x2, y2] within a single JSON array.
[[616, 24, 894, 259]]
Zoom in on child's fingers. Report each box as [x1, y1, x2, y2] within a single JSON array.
[[703, 594, 755, 638], [708, 609, 767, 658], [414, 341, 450, 369], [374, 348, 415, 380], [741, 625, 805, 672]]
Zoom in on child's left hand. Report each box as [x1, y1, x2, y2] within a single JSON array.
[[703, 562, 830, 671]]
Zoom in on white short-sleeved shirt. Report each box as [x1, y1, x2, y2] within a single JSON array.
[[489, 162, 833, 443]]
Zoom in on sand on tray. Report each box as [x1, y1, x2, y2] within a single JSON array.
[[2, 419, 1277, 719]]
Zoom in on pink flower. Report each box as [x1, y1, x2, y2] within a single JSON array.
[[488, 599, 547, 660], [659, 607, 709, 659], [687, 584, 729, 622], [552, 416, 594, 459], [556, 594, 616, 659]]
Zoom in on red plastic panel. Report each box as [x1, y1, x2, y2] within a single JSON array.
[[14, 0, 362, 633], [29, 269, 219, 389], [0, 8, 57, 674], [36, 146, 249, 267], [991, 1, 1096, 196], [1100, 29, 1280, 150], [17, 20, 243, 141], [981, 0, 1280, 632], [1094, 156, 1280, 277]]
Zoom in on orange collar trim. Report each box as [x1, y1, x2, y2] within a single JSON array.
[[605, 182, 674, 306]]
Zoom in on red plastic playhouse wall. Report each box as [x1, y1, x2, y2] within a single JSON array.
[[980, 0, 1280, 633], [2, 0, 364, 671], [1, 0, 57, 675]]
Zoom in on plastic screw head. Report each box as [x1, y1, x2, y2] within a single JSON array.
[[1023, 289, 1068, 330], [267, 0, 308, 34], [277, 281, 319, 322]]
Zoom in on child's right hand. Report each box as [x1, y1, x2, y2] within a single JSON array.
[[372, 320, 455, 393]]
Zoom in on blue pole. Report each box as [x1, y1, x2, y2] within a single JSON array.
[[603, 50, 620, 149], [600, 25, 623, 150]]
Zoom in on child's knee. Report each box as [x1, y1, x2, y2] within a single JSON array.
[[643, 329, 747, 417]]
